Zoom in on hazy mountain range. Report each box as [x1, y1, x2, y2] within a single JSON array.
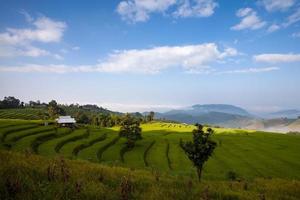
[[150, 104, 300, 133]]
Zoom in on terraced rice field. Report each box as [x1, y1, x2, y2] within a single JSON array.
[[0, 108, 45, 120], [0, 119, 300, 180]]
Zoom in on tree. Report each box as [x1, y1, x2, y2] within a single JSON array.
[[0, 96, 21, 109], [48, 100, 65, 119], [180, 123, 217, 181], [147, 111, 155, 122], [119, 114, 142, 148], [75, 111, 90, 124]]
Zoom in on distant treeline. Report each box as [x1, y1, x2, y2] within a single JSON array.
[[0, 96, 156, 127]]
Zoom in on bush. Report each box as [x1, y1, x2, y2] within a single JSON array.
[[227, 171, 238, 181]]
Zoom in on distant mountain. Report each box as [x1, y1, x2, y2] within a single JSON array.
[[269, 109, 300, 119], [164, 104, 250, 116], [157, 111, 250, 125], [154, 104, 300, 132], [155, 104, 252, 125]]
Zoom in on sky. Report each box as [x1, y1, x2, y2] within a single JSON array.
[[0, 0, 300, 113]]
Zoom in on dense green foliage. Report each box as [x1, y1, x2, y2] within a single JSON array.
[[119, 114, 142, 148], [0, 96, 23, 109]]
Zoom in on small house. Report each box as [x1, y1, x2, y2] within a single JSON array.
[[56, 116, 76, 127]]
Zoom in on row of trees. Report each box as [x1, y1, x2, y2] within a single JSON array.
[[0, 96, 23, 109], [0, 97, 156, 127]]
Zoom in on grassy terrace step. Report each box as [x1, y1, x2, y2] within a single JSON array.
[[77, 129, 117, 162], [165, 132, 194, 175], [0, 108, 44, 120], [168, 141, 193, 175], [0, 124, 40, 142], [31, 128, 71, 153], [55, 129, 89, 153], [97, 136, 121, 163], [101, 137, 127, 165], [143, 140, 155, 167], [59, 128, 106, 159], [38, 129, 87, 157], [12, 130, 55, 152], [5, 126, 55, 143], [123, 138, 154, 169], [147, 138, 169, 171], [222, 135, 300, 179], [72, 133, 107, 156]]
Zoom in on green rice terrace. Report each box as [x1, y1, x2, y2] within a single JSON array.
[[1, 117, 300, 199], [1, 119, 300, 180]]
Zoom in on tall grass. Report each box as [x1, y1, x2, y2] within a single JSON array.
[[0, 150, 299, 200]]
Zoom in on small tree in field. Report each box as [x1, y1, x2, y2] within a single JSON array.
[[119, 114, 142, 148], [181, 123, 217, 181]]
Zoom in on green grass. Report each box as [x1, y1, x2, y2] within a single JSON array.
[[77, 129, 118, 162], [12, 130, 55, 152], [0, 124, 40, 143], [31, 127, 71, 153], [38, 129, 86, 157], [5, 125, 55, 143], [55, 129, 89, 154], [0, 120, 300, 182], [59, 128, 105, 159], [0, 108, 45, 120], [1, 150, 300, 200]]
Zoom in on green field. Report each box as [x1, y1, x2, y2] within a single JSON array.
[[0, 108, 45, 120], [0, 119, 300, 181], [2, 150, 300, 200]]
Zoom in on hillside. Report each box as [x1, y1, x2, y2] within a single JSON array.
[[1, 120, 300, 180], [269, 109, 300, 119], [0, 105, 120, 121], [155, 104, 300, 132], [1, 150, 300, 200], [287, 119, 300, 132]]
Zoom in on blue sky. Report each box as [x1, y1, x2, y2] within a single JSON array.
[[0, 0, 300, 113]]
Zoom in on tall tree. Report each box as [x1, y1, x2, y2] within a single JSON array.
[[75, 111, 90, 124], [180, 123, 217, 181], [147, 111, 155, 122], [0, 96, 21, 109], [48, 100, 65, 119], [119, 114, 142, 148]]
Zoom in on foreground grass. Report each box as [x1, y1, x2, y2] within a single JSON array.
[[0, 150, 299, 200]]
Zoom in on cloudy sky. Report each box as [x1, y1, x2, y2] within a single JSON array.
[[0, 0, 300, 112]]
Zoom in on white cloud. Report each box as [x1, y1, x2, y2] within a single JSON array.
[[254, 53, 300, 63], [0, 16, 66, 45], [260, 0, 295, 12], [0, 14, 66, 59], [99, 102, 185, 112], [231, 8, 266, 31], [72, 46, 80, 51], [96, 43, 237, 74], [117, 0, 176, 22], [292, 31, 300, 37], [283, 8, 300, 27], [173, 0, 218, 18], [19, 10, 34, 22], [267, 23, 280, 32], [116, 0, 218, 23], [0, 43, 239, 74], [219, 67, 279, 74]]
